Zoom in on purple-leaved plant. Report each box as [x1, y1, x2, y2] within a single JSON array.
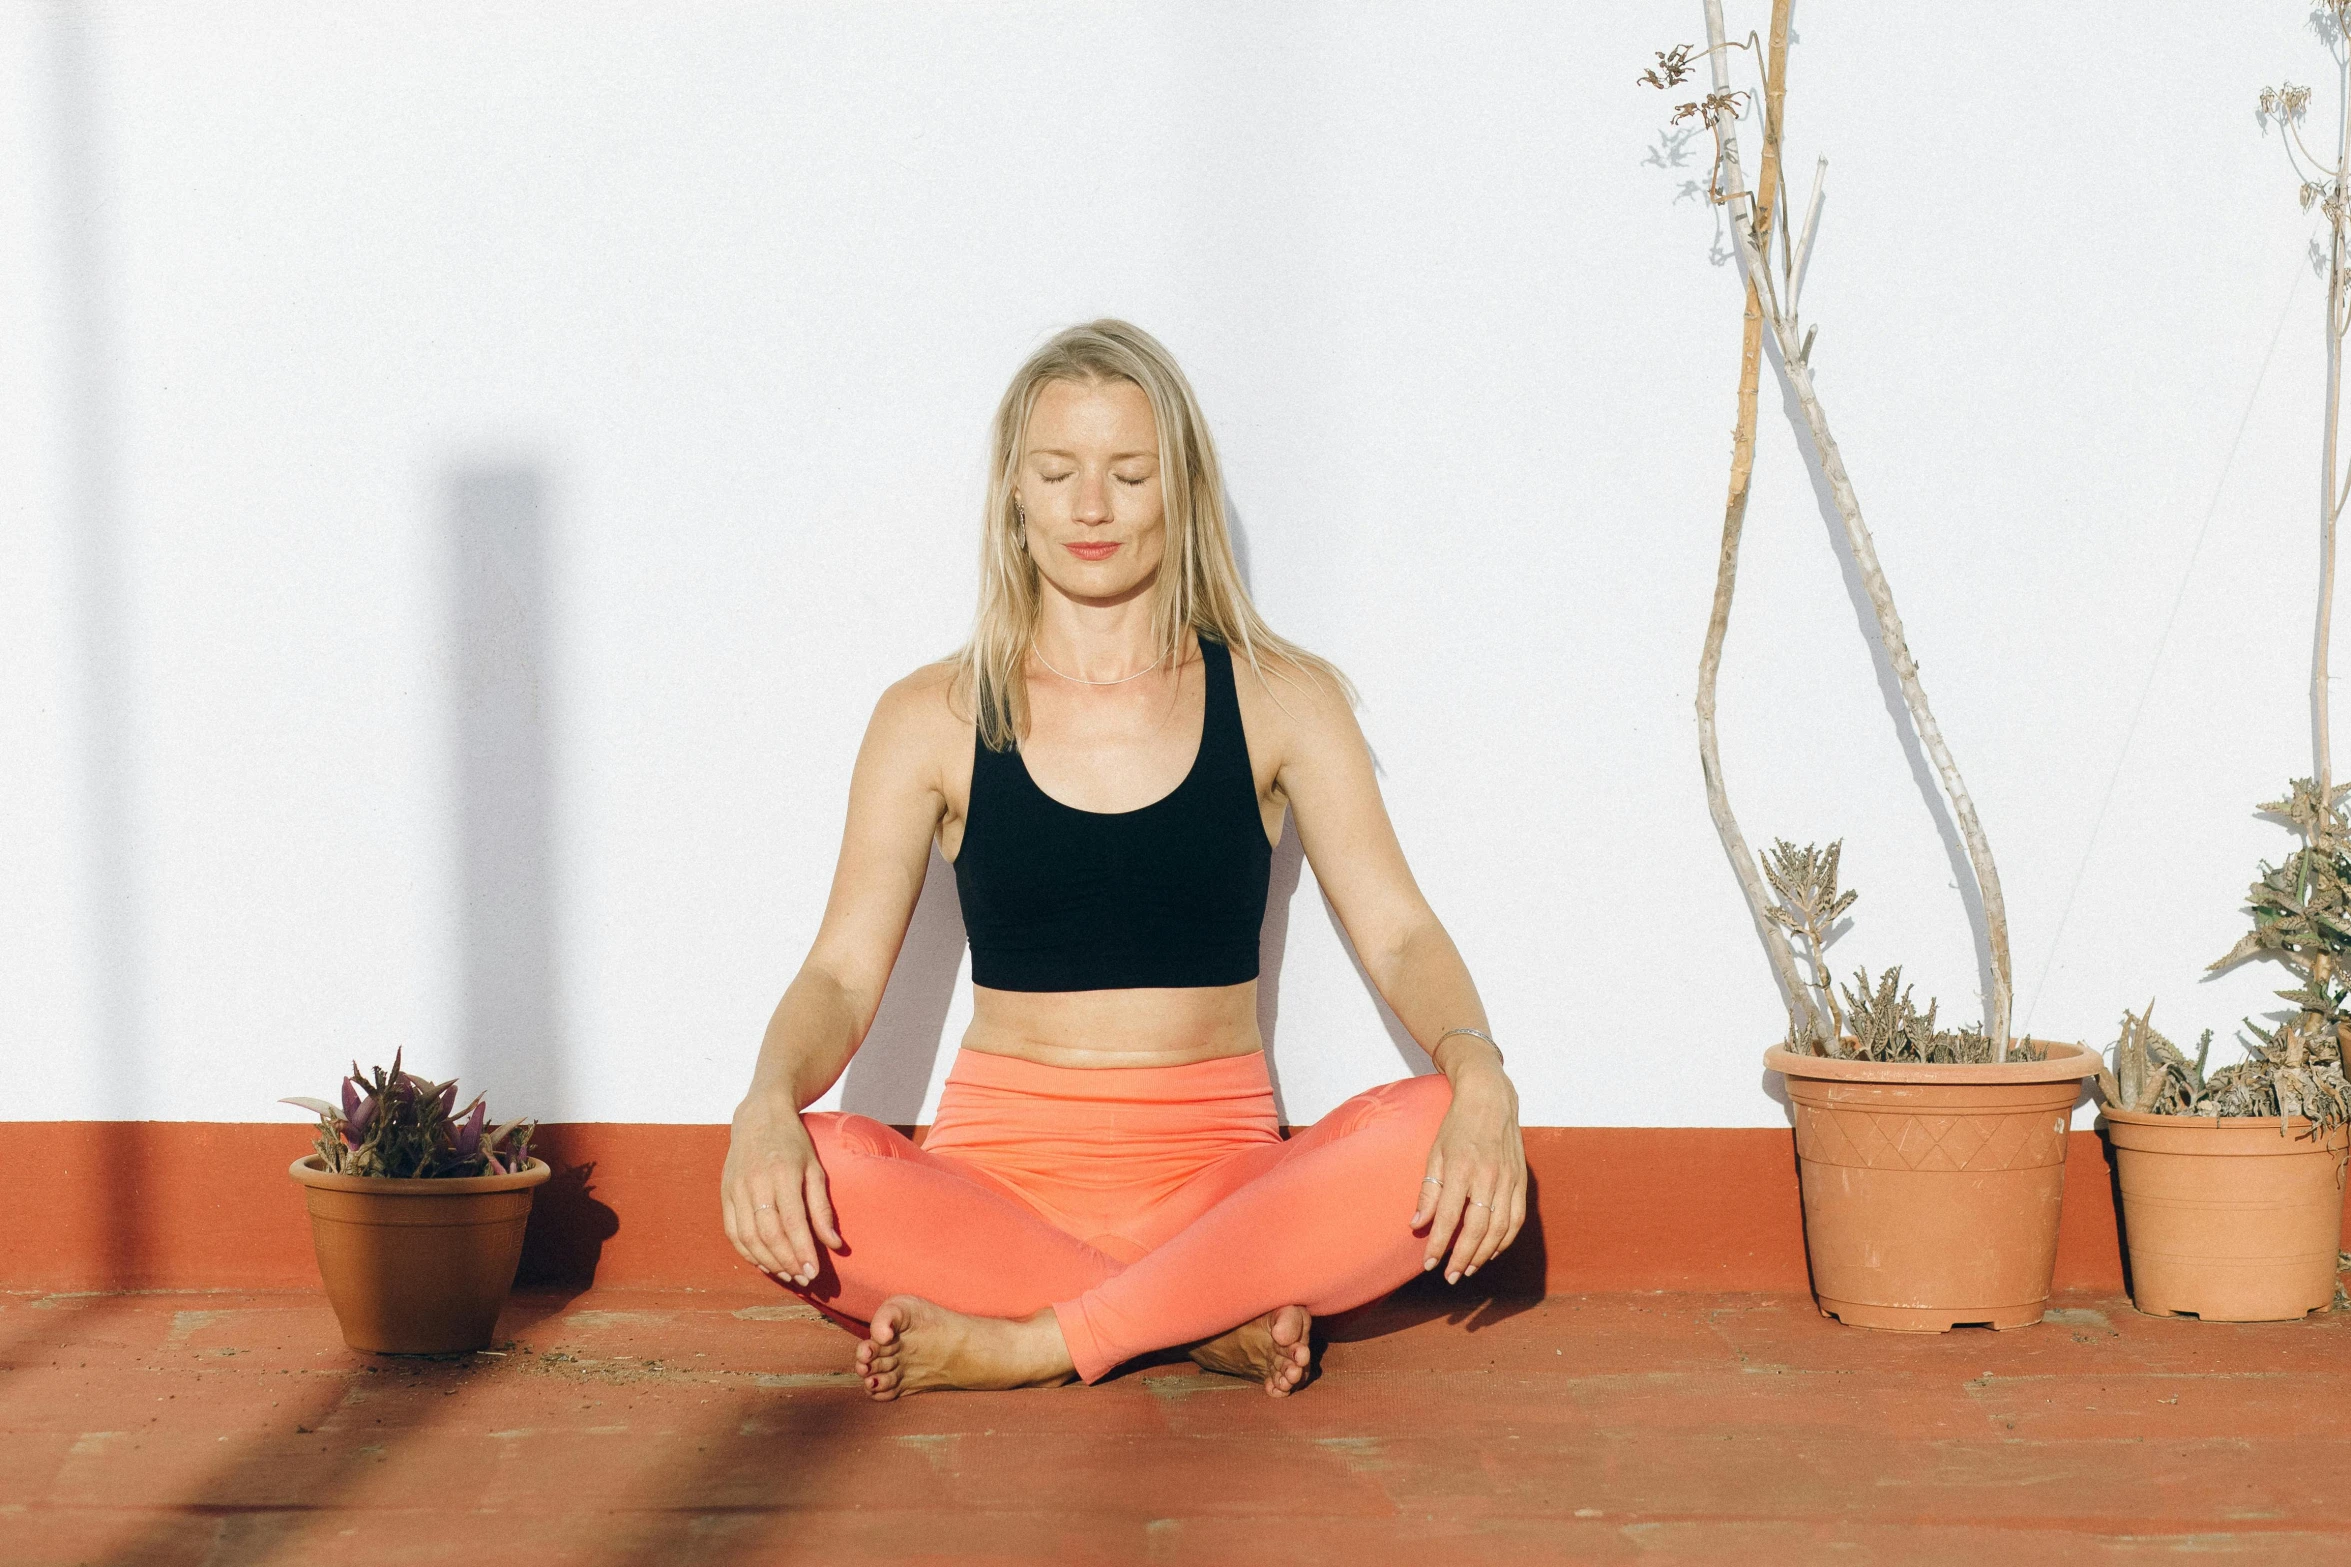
[[282, 1049, 535, 1178]]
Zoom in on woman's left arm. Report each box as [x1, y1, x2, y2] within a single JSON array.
[[1264, 665, 1526, 1286]]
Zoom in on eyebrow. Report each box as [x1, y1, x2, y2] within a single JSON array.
[[1029, 448, 1159, 462]]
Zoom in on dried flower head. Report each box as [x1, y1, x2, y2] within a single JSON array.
[[1637, 43, 1698, 92], [2261, 82, 2313, 122], [1670, 89, 1751, 128]]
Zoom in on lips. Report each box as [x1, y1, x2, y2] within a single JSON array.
[[1064, 542, 1120, 561]]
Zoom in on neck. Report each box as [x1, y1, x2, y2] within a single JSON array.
[[1032, 594, 1167, 684]]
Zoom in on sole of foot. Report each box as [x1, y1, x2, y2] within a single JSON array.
[[1188, 1304, 1313, 1396], [853, 1296, 1078, 1401]]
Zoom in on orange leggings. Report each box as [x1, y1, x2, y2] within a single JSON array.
[[793, 1049, 1451, 1383]]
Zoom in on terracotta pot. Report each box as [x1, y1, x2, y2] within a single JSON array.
[[1765, 1041, 2100, 1332], [2100, 1108, 2349, 1322], [289, 1154, 551, 1353]]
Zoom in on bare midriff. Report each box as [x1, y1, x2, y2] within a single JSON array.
[[961, 982, 1265, 1069]]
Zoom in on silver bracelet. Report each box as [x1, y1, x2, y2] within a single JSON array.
[[1433, 1026, 1502, 1063]]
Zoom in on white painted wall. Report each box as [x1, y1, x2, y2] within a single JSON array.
[[3, 2, 2336, 1128]]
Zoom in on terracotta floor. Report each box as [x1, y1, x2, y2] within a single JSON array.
[[3, 1282, 2347, 1566]]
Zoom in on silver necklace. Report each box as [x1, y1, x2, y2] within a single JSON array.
[[1030, 645, 1166, 686]]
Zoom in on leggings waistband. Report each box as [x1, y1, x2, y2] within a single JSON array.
[[941, 1047, 1272, 1105]]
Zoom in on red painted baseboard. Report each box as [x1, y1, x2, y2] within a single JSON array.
[[0, 1121, 2169, 1298]]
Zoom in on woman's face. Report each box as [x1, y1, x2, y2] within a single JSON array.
[[1014, 377, 1166, 606]]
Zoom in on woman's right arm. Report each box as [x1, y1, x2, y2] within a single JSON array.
[[721, 671, 954, 1284]]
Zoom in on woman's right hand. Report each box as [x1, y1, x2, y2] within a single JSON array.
[[720, 1095, 842, 1286]]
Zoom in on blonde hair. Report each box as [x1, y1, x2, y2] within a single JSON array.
[[960, 319, 1351, 750]]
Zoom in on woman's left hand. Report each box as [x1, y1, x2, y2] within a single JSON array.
[[1411, 1061, 1527, 1284]]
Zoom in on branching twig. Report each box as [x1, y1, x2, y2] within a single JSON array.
[[1697, 0, 2017, 1057], [1688, 0, 1826, 1051]]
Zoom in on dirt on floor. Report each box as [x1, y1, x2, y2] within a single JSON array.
[[2, 1282, 2348, 1566]]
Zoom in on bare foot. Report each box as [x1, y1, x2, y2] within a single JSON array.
[[852, 1296, 1077, 1401], [1188, 1304, 1313, 1396]]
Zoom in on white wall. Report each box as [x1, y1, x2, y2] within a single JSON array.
[[2, 2, 2336, 1128]]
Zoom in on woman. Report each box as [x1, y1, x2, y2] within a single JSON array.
[[721, 319, 1525, 1400]]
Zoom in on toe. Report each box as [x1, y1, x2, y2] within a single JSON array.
[[869, 1301, 903, 1346]]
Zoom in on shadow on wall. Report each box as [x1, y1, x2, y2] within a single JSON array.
[[47, 2, 151, 1284], [839, 844, 967, 1123], [1771, 341, 1998, 1020], [446, 462, 566, 1118], [1256, 816, 1305, 1123]]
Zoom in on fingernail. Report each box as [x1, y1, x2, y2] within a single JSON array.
[[1423, 1257, 1437, 1271], [1446, 1270, 1460, 1284], [1465, 1265, 1478, 1276]]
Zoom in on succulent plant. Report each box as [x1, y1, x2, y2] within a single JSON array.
[[2101, 780, 2351, 1134], [282, 1050, 534, 1179], [1759, 839, 2035, 1065]]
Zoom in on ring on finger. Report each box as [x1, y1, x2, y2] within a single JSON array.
[[1421, 1177, 1443, 1186], [754, 1203, 774, 1211], [1467, 1199, 1492, 1210]]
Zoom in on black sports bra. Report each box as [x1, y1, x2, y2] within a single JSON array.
[[953, 635, 1272, 992]]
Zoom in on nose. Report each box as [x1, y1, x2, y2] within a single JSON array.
[[1074, 471, 1112, 525]]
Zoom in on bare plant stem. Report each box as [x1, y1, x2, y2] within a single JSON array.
[[2320, 42, 2350, 812], [1702, 0, 2015, 1056], [1695, 0, 1827, 1051], [1797, 918, 1845, 1041]]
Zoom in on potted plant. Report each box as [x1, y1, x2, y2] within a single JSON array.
[[2089, 12, 2351, 1324], [1644, 3, 2098, 1331], [283, 1052, 546, 1353]]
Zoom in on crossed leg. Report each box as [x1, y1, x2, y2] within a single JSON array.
[[791, 1073, 1452, 1398]]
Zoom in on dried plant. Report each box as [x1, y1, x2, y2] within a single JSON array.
[[2094, 1004, 2213, 1116], [2258, 6, 2351, 804], [2189, 779, 2351, 1133], [1837, 967, 2020, 1066], [1758, 837, 2036, 1063], [1761, 839, 1856, 1041], [2096, 12, 2351, 1134], [1649, 1, 2015, 1059], [282, 1050, 535, 1179]]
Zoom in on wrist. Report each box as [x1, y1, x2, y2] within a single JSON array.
[[732, 1086, 801, 1128], [1447, 1053, 1512, 1090], [1430, 1027, 1504, 1078]]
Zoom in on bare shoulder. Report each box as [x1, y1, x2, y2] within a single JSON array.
[[1231, 642, 1364, 762], [861, 658, 970, 774], [874, 658, 966, 728]]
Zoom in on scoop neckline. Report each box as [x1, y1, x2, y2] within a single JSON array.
[[1013, 684, 1208, 818]]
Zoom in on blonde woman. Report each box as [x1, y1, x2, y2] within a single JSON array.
[[721, 320, 1526, 1398]]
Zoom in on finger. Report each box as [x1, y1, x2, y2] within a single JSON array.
[[732, 1185, 788, 1276], [720, 1189, 758, 1271], [805, 1161, 843, 1251], [775, 1198, 822, 1284], [1410, 1149, 1445, 1228], [1495, 1184, 1528, 1259], [1445, 1190, 1495, 1281], [1465, 1174, 1518, 1274], [1422, 1178, 1469, 1272], [1465, 1192, 1509, 1275], [748, 1176, 802, 1278]]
